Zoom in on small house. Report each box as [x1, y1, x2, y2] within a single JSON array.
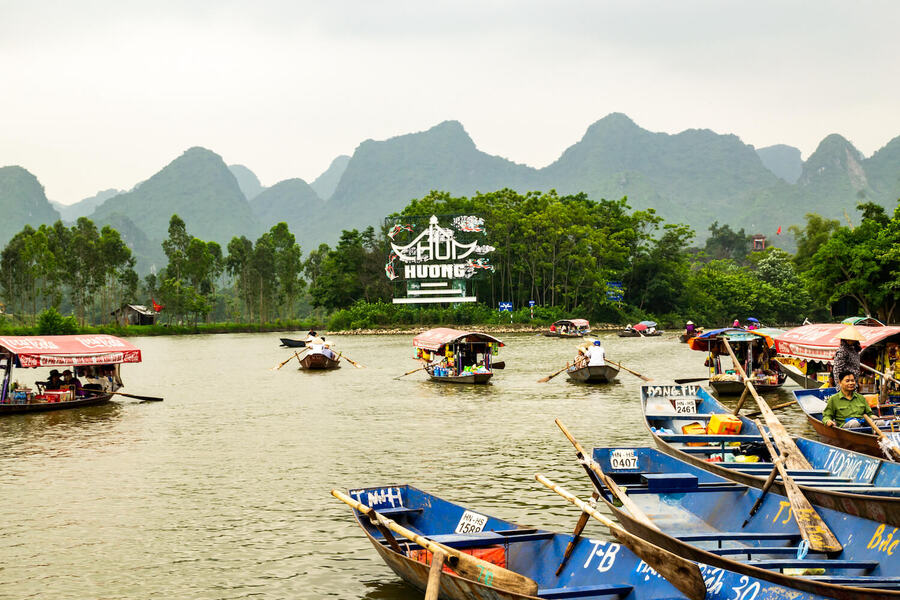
[[751, 234, 766, 251], [111, 304, 156, 326]]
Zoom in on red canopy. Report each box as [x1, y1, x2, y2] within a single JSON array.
[[0, 335, 142, 368], [774, 324, 900, 363], [412, 328, 504, 351], [632, 323, 648, 331], [553, 319, 590, 328]]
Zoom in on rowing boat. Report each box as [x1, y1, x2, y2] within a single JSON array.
[[0, 334, 141, 415], [544, 319, 590, 338], [688, 328, 786, 395], [413, 328, 503, 385], [794, 387, 900, 458], [641, 383, 900, 526], [299, 350, 341, 370], [566, 363, 619, 383], [279, 337, 306, 348], [589, 446, 900, 599], [340, 483, 828, 599]]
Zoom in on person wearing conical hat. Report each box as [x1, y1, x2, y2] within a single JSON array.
[[830, 325, 863, 386]]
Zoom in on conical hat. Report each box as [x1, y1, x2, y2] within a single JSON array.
[[837, 325, 865, 341]]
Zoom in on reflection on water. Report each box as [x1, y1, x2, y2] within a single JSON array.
[[0, 331, 816, 599]]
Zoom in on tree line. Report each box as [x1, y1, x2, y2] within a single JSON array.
[[1, 193, 897, 329]]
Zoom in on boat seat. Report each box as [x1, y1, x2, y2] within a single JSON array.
[[711, 546, 823, 556], [539, 584, 634, 598], [676, 532, 800, 543], [806, 575, 900, 588], [624, 483, 745, 495], [746, 559, 878, 571], [641, 473, 698, 492], [658, 434, 762, 443], [377, 507, 423, 519], [425, 530, 555, 549], [645, 413, 715, 420]]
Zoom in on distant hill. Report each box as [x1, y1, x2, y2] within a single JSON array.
[[229, 164, 264, 200], [0, 166, 60, 246], [310, 155, 350, 200], [756, 144, 803, 183], [250, 178, 324, 246], [91, 147, 259, 246], [53, 188, 122, 222]]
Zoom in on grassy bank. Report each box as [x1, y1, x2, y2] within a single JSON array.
[[0, 317, 320, 337]]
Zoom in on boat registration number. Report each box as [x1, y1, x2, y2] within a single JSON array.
[[610, 449, 638, 470], [455, 510, 488, 534], [674, 398, 696, 414]]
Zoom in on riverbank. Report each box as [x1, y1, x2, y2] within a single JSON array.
[[329, 323, 627, 335], [0, 320, 320, 337]]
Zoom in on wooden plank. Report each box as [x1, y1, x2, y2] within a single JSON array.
[[424, 550, 445, 600], [722, 338, 812, 471]]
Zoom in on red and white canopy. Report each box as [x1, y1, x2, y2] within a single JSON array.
[[412, 328, 504, 351], [0, 335, 142, 368], [553, 319, 590, 328], [774, 324, 900, 363]]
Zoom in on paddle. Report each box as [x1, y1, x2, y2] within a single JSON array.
[[754, 419, 843, 553], [674, 377, 709, 384], [744, 399, 795, 419], [331, 489, 539, 596], [741, 463, 779, 527], [555, 419, 659, 530], [491, 361, 505, 369], [536, 474, 707, 600], [424, 549, 446, 600], [605, 359, 652, 382], [109, 391, 164, 402], [555, 490, 600, 575], [538, 363, 569, 383], [863, 414, 900, 462], [339, 353, 365, 369], [272, 349, 306, 370], [395, 362, 433, 380]]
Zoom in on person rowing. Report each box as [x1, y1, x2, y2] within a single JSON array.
[[576, 340, 606, 368], [824, 371, 886, 428]]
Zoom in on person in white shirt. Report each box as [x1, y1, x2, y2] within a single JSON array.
[[584, 340, 606, 366]]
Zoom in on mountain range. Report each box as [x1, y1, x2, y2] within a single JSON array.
[[2, 113, 899, 274]]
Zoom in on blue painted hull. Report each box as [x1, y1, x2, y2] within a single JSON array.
[[794, 388, 900, 457], [344, 484, 827, 600], [591, 446, 900, 599], [642, 384, 900, 526]]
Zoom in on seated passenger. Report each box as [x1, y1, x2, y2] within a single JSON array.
[[62, 369, 83, 395], [584, 340, 606, 367], [43, 369, 63, 390], [824, 372, 872, 428]]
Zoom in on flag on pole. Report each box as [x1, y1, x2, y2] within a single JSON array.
[[152, 298, 164, 312], [776, 226, 782, 235]]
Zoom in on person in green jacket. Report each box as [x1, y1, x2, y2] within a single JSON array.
[[823, 371, 871, 428]]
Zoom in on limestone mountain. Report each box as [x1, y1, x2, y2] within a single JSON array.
[[229, 164, 265, 200], [91, 147, 259, 245], [310, 155, 350, 200], [250, 178, 324, 245], [54, 188, 122, 223], [796, 134, 873, 215], [0, 166, 60, 246], [756, 144, 803, 183], [865, 135, 900, 202]]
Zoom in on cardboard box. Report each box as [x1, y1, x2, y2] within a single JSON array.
[[708, 413, 742, 435], [681, 422, 707, 446]]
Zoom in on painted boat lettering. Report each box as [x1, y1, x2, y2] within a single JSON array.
[[674, 398, 697, 414], [868, 524, 900, 555], [698, 566, 725, 594], [610, 449, 639, 470], [730, 575, 760, 600], [475, 564, 494, 587], [583, 540, 620, 572], [634, 560, 663, 581], [349, 487, 403, 509], [646, 385, 699, 397], [821, 447, 879, 482], [454, 510, 488, 534], [772, 501, 793, 525]]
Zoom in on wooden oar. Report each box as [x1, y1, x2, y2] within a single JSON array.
[[863, 414, 900, 462], [674, 377, 709, 384], [395, 363, 432, 380], [605, 359, 652, 382], [555, 419, 659, 530], [109, 391, 164, 402], [742, 463, 779, 527], [331, 489, 539, 596], [536, 474, 707, 600], [339, 353, 365, 369], [424, 549, 446, 600], [721, 339, 812, 471], [755, 419, 843, 553], [538, 364, 569, 383], [272, 349, 306, 370], [744, 399, 795, 419], [862, 363, 900, 386], [555, 490, 599, 575]]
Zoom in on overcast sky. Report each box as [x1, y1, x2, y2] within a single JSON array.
[[2, 1, 898, 204]]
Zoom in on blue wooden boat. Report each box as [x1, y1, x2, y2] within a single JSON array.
[[589, 446, 900, 599], [340, 484, 828, 600], [794, 387, 900, 458], [641, 384, 900, 527]]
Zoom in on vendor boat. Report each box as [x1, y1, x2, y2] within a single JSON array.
[[337, 483, 828, 600], [618, 321, 661, 337], [794, 387, 900, 458], [588, 446, 900, 599], [543, 319, 590, 338], [0, 334, 141, 415], [413, 328, 503, 384], [641, 384, 900, 526], [688, 328, 786, 395]]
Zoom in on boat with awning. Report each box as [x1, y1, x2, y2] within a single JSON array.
[[412, 328, 503, 384], [544, 319, 590, 338], [688, 327, 786, 394]]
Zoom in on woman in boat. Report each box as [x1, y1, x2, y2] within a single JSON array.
[[824, 371, 872, 428], [830, 325, 863, 386], [61, 369, 83, 396]]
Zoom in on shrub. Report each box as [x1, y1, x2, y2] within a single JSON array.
[[37, 308, 79, 335]]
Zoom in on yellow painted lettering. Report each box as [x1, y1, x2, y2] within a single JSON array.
[[868, 524, 886, 550], [772, 501, 789, 523]]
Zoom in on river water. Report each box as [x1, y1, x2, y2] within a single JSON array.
[[0, 331, 813, 599]]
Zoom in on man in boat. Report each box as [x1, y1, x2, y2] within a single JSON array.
[[579, 340, 606, 367], [684, 321, 695, 336], [824, 371, 872, 428]]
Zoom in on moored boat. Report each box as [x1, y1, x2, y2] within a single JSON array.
[[338, 483, 828, 600], [0, 334, 141, 415], [794, 387, 900, 458], [413, 328, 503, 384], [641, 383, 900, 526], [544, 319, 590, 338], [688, 328, 786, 395], [589, 445, 900, 599], [279, 337, 306, 348]]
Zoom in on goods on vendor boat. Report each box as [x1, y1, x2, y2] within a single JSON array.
[[0, 334, 141, 415], [794, 387, 900, 458], [412, 328, 502, 384], [641, 383, 900, 526], [335, 483, 828, 600], [618, 321, 661, 337], [688, 328, 786, 394], [586, 445, 900, 599], [543, 319, 590, 338], [774, 323, 900, 392]]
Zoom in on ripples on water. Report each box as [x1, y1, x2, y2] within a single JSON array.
[[0, 332, 814, 599]]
